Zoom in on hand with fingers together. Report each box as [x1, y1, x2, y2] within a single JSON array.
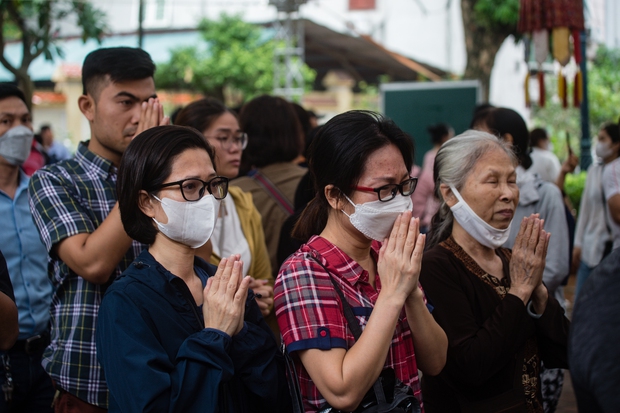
[[135, 97, 170, 138], [203, 256, 251, 336], [377, 210, 426, 304], [508, 214, 551, 307]]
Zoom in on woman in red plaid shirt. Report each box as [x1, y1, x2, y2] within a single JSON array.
[[274, 111, 447, 412]]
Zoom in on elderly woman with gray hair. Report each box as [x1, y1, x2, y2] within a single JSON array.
[[419, 130, 569, 413]]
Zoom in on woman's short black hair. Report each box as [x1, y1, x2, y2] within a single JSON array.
[[238, 95, 303, 174], [529, 127, 549, 148], [603, 122, 620, 157], [481, 107, 532, 170], [603, 122, 620, 144], [174, 98, 234, 133], [427, 123, 451, 145], [117, 125, 216, 245], [293, 110, 414, 240]]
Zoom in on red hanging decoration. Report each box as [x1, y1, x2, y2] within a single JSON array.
[[538, 70, 545, 107], [524, 72, 531, 108], [574, 70, 582, 107], [572, 30, 582, 64], [561, 74, 568, 108]]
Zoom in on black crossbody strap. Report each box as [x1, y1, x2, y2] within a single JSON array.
[[281, 340, 305, 413], [310, 255, 388, 404]]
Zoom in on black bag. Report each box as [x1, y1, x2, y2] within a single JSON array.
[[318, 368, 419, 413], [281, 254, 420, 413]]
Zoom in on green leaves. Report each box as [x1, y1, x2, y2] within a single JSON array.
[[588, 45, 620, 130], [473, 0, 520, 29], [0, 0, 107, 104], [155, 13, 315, 104]]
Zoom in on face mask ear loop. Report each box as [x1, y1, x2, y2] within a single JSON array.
[[150, 195, 165, 227], [338, 189, 355, 218], [449, 185, 465, 205]]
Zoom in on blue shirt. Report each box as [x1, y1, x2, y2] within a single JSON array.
[[96, 250, 291, 413], [0, 170, 52, 339]]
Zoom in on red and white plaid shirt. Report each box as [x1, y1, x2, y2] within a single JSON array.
[[275, 235, 425, 412]]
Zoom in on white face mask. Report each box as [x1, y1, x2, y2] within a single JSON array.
[[595, 141, 615, 159], [0, 125, 34, 166], [152, 194, 220, 248], [341, 193, 412, 241], [449, 185, 512, 249]]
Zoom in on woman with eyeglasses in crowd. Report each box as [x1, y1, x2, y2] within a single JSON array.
[[274, 111, 447, 412], [96, 125, 289, 413], [175, 98, 274, 321]]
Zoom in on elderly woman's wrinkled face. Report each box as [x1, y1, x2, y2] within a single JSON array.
[[453, 148, 518, 229]]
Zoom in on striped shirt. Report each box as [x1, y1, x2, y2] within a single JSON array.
[[274, 235, 424, 412], [28, 141, 144, 408]]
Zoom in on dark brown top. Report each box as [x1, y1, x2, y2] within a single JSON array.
[[419, 237, 569, 413]]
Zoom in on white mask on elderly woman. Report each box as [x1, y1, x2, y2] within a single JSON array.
[[449, 185, 512, 249], [342, 193, 412, 241]]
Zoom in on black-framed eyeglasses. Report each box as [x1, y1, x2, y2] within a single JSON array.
[[208, 132, 248, 151], [156, 176, 229, 201], [353, 177, 418, 202]]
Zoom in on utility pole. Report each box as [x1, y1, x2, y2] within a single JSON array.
[[579, 29, 592, 170], [270, 0, 307, 102], [138, 0, 145, 49]]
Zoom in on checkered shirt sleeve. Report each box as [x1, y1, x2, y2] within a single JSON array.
[[276, 253, 349, 352], [28, 166, 97, 254]]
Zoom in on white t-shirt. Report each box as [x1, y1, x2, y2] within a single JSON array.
[[211, 197, 252, 276], [603, 157, 620, 250], [529, 147, 562, 183]]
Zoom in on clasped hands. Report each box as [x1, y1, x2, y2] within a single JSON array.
[[508, 214, 550, 313], [203, 255, 251, 337], [134, 97, 170, 138], [377, 210, 426, 305]]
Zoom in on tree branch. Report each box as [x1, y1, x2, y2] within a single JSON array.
[[0, 4, 20, 76], [5, 0, 35, 69]]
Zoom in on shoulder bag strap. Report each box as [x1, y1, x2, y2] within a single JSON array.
[[281, 340, 305, 413], [249, 169, 294, 215], [310, 255, 388, 404]]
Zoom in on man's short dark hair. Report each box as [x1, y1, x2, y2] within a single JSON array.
[[0, 83, 28, 107], [82, 47, 156, 98], [40, 124, 51, 134]]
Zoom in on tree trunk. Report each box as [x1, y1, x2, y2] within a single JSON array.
[[461, 0, 512, 102], [17, 71, 34, 110]]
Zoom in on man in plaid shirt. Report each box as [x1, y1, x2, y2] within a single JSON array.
[[28, 47, 169, 412]]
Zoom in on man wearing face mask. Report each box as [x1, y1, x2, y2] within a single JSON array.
[[0, 84, 55, 413]]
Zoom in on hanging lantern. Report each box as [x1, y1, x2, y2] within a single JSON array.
[[518, 0, 585, 109]]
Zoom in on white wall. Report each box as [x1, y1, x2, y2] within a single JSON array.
[[604, 0, 620, 48], [489, 37, 529, 120]]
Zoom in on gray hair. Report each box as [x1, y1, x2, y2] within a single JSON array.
[[426, 130, 517, 249]]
